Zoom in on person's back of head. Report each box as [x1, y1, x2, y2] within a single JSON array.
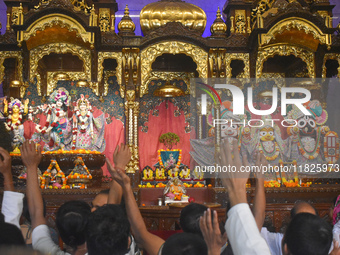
[[283, 213, 332, 255], [56, 200, 91, 251], [0, 213, 25, 246], [180, 203, 208, 237], [290, 201, 317, 218], [161, 232, 208, 255], [86, 204, 130, 255]]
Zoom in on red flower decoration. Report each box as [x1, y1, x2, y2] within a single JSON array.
[[85, 95, 89, 98]]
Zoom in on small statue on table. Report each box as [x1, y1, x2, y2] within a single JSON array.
[[67, 157, 92, 189], [192, 166, 204, 181], [168, 167, 179, 179], [164, 177, 187, 201], [142, 166, 154, 181], [155, 167, 166, 180], [179, 166, 191, 180], [41, 160, 66, 189]]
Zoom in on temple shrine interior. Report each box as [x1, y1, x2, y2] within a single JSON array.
[[0, 0, 340, 252]]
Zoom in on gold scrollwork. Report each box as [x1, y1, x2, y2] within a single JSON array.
[[98, 52, 123, 97], [0, 51, 23, 86], [235, 10, 246, 34], [256, 44, 315, 78], [103, 70, 116, 96], [260, 18, 328, 47], [146, 71, 194, 94], [140, 41, 208, 97], [99, 8, 111, 32], [46, 71, 99, 95], [322, 53, 340, 78], [225, 53, 250, 78], [23, 14, 92, 44], [30, 43, 91, 96]]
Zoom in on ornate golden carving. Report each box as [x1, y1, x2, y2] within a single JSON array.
[[122, 48, 140, 90], [103, 70, 116, 96], [99, 8, 110, 32], [23, 14, 93, 45], [209, 49, 226, 78], [140, 41, 208, 97], [46, 71, 99, 95], [251, 0, 275, 25], [118, 5, 135, 35], [30, 43, 91, 96], [126, 90, 135, 101], [260, 18, 328, 47], [97, 52, 123, 97], [140, 0, 207, 35], [146, 71, 193, 94], [11, 4, 23, 26], [71, 0, 92, 13], [225, 53, 250, 78], [322, 53, 340, 78], [0, 51, 23, 86], [235, 10, 246, 34], [256, 44, 315, 78]]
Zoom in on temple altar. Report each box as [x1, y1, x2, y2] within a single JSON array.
[[0, 0, 340, 237]]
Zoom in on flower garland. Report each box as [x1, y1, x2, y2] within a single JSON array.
[[5, 113, 23, 131], [158, 149, 182, 169], [323, 131, 340, 164], [41, 160, 67, 189], [67, 157, 92, 180], [297, 128, 321, 160], [259, 141, 280, 161]]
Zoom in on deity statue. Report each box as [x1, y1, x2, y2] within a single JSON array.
[[33, 87, 72, 151], [155, 167, 166, 180], [142, 166, 154, 181], [163, 177, 186, 197], [71, 94, 105, 152], [3, 97, 29, 152], [168, 167, 179, 179], [179, 166, 190, 180]]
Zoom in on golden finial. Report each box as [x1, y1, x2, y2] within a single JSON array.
[[118, 4, 135, 35], [210, 7, 227, 37]]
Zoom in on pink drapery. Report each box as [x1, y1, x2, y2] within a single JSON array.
[[139, 101, 191, 171]]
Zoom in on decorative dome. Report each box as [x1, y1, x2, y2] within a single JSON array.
[[140, 0, 207, 35], [210, 7, 227, 37], [118, 5, 135, 35]]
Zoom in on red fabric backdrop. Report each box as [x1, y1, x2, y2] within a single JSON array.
[[139, 101, 191, 170]]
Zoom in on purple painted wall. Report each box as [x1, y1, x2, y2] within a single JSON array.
[[0, 0, 339, 36]]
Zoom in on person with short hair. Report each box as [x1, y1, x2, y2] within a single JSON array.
[[86, 204, 131, 255], [160, 232, 208, 255], [282, 213, 332, 255], [22, 140, 89, 255]]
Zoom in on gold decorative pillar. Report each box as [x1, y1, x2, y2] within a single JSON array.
[[208, 49, 226, 78], [122, 48, 141, 177], [124, 90, 139, 174]]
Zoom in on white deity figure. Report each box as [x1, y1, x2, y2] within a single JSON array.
[[71, 94, 105, 152]]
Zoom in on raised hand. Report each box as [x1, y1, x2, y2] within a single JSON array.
[[0, 147, 12, 176], [20, 140, 42, 171], [200, 209, 226, 255], [113, 143, 132, 170], [106, 158, 131, 188]]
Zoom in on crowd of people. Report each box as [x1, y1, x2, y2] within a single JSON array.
[[0, 137, 340, 255]]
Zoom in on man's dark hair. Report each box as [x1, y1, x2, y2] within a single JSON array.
[[0, 212, 25, 246], [283, 213, 332, 255], [161, 233, 208, 255], [56, 200, 91, 251], [180, 203, 208, 237], [86, 204, 130, 255], [290, 201, 318, 218]]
